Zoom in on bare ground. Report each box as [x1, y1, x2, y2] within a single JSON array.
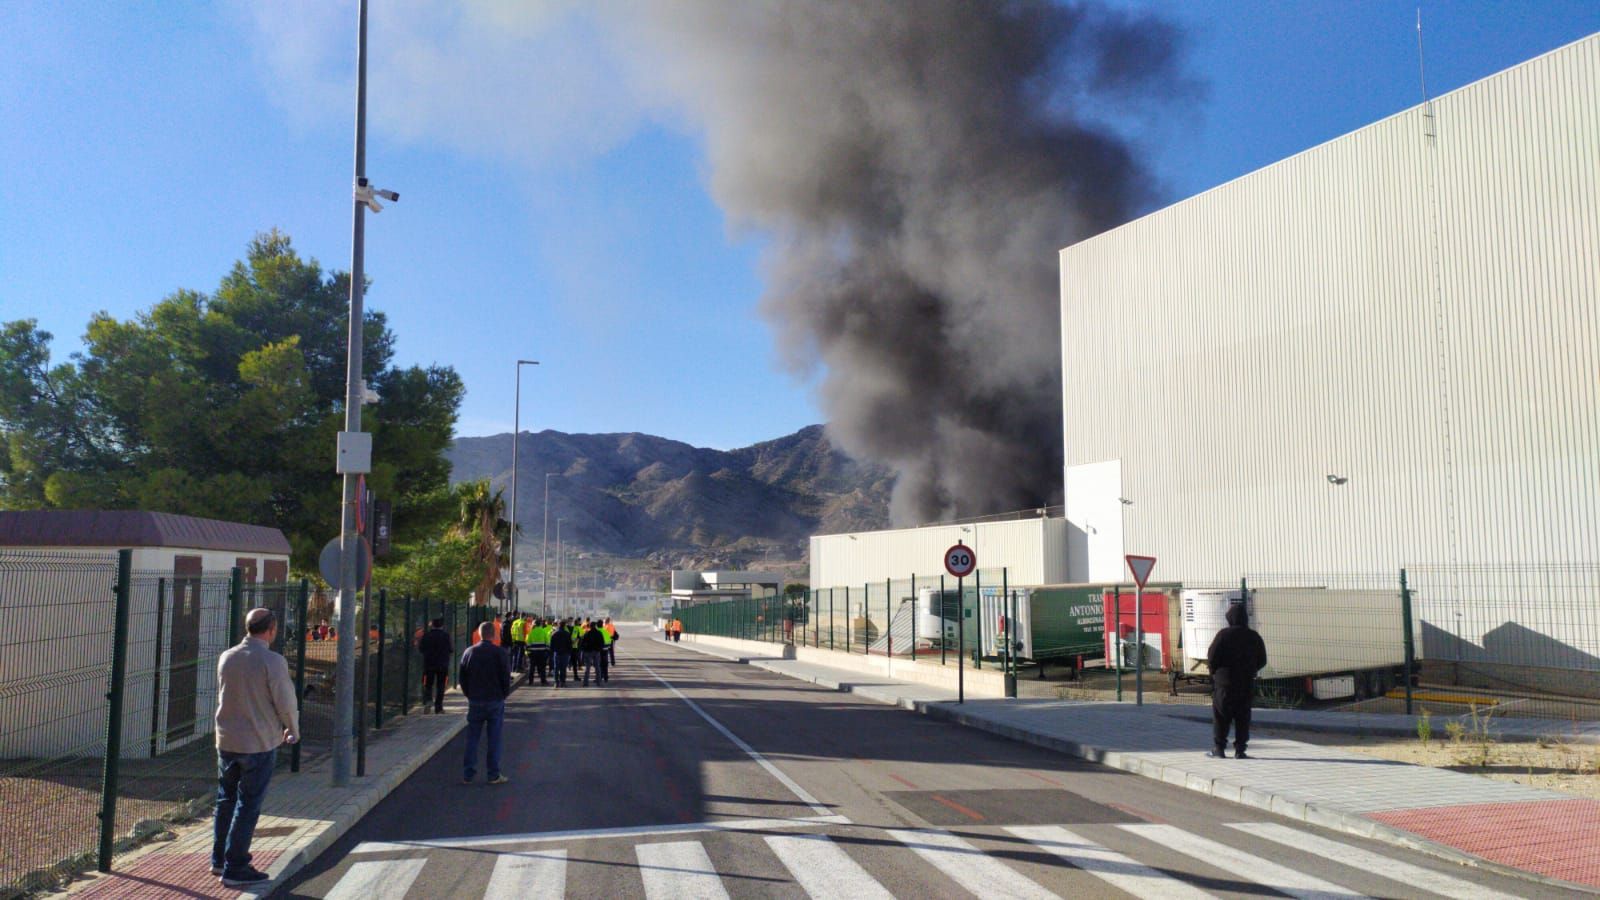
[[1257, 724, 1600, 801]]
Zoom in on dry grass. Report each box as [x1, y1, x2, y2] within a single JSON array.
[[1259, 724, 1600, 801]]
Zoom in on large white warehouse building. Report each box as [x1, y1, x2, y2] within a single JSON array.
[[1060, 34, 1598, 584]]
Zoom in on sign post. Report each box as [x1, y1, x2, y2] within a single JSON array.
[[1125, 555, 1157, 706], [944, 542, 977, 704]]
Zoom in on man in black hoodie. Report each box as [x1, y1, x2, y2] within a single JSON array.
[[1205, 603, 1267, 759], [417, 618, 453, 714], [548, 619, 573, 688]]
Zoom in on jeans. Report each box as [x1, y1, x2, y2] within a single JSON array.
[[423, 666, 448, 711], [582, 650, 603, 685], [1212, 682, 1253, 753], [529, 647, 549, 684], [463, 699, 505, 781], [607, 642, 616, 665], [551, 651, 568, 686], [212, 748, 276, 875]]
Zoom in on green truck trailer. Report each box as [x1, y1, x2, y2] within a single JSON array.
[[977, 585, 1105, 675]]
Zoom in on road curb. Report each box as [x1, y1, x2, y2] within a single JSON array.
[[242, 714, 466, 897], [661, 637, 1600, 895]]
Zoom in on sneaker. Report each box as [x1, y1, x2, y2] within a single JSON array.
[[1235, 750, 1252, 759], [487, 774, 510, 785], [220, 867, 271, 887], [1205, 749, 1225, 759], [210, 864, 223, 876], [462, 775, 474, 784]]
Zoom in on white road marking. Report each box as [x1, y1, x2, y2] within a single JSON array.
[[482, 848, 566, 900], [1227, 822, 1522, 900], [641, 660, 834, 817], [323, 858, 426, 900], [1121, 824, 1370, 900], [887, 827, 1059, 899], [636, 840, 732, 900], [1006, 825, 1218, 900], [764, 833, 894, 900], [349, 814, 848, 853]]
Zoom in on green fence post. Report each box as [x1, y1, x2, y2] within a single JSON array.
[[846, 586, 853, 652], [940, 576, 947, 666], [1115, 587, 1123, 702], [400, 596, 411, 716], [829, 589, 835, 651], [97, 549, 133, 873], [910, 575, 917, 663], [973, 570, 983, 670], [886, 578, 892, 657], [1400, 569, 1416, 715], [292, 580, 309, 772], [375, 589, 386, 729], [228, 566, 244, 645]]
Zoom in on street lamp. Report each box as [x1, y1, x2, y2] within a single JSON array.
[[555, 517, 566, 616], [542, 472, 561, 616], [508, 359, 539, 614]]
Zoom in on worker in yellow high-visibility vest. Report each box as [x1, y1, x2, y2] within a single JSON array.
[[525, 619, 552, 686], [508, 614, 527, 673]]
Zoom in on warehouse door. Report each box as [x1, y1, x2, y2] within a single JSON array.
[[167, 555, 203, 743]]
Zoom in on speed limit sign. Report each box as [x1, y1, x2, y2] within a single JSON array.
[[944, 543, 977, 578]]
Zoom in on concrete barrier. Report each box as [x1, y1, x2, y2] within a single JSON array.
[[792, 646, 1008, 698]]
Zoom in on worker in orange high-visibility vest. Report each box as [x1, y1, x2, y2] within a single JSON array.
[[668, 618, 683, 643]]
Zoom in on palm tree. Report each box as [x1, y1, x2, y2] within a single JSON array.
[[451, 480, 517, 607]]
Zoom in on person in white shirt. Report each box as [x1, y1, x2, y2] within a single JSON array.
[[211, 608, 299, 887]]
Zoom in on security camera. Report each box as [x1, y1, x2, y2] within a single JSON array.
[[353, 178, 400, 213], [1326, 474, 1349, 485]]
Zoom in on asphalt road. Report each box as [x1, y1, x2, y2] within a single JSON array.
[[275, 626, 1565, 899]]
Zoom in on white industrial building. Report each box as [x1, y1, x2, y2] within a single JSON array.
[[0, 510, 291, 759], [1060, 33, 1599, 585], [670, 570, 782, 607], [809, 515, 1073, 590]]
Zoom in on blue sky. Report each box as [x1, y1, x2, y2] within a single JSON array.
[[3, 2, 1596, 448]]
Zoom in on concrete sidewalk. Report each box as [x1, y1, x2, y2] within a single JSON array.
[[64, 694, 469, 899], [664, 636, 1600, 893]]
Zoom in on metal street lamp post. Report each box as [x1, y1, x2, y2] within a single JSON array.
[[542, 473, 559, 616], [508, 359, 539, 615], [555, 518, 565, 616]]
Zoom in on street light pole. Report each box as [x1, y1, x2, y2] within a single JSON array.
[[508, 359, 538, 615], [542, 473, 558, 616], [555, 518, 565, 616], [332, 0, 370, 788]]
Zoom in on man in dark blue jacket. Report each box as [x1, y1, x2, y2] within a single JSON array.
[[459, 622, 512, 784], [417, 618, 453, 713]]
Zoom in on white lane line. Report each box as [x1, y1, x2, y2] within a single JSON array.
[[1006, 825, 1218, 900], [764, 833, 895, 900], [483, 848, 567, 900], [350, 814, 848, 854], [1120, 824, 1370, 900], [323, 858, 426, 900], [887, 827, 1059, 899], [641, 660, 834, 817], [1227, 822, 1522, 900], [636, 840, 732, 900]]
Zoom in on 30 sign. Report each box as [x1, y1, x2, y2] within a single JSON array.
[[944, 543, 977, 578]]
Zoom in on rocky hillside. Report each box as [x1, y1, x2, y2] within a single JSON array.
[[446, 425, 892, 567]]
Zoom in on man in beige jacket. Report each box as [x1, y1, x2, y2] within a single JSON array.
[[211, 608, 299, 887]]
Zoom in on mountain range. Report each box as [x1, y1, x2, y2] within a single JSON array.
[[446, 425, 893, 571]]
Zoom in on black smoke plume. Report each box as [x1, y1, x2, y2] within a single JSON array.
[[623, 1, 1188, 524]]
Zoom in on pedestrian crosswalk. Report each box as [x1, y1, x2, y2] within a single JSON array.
[[324, 819, 1528, 899]]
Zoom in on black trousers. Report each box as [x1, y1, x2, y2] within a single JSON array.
[[528, 647, 549, 683], [423, 666, 448, 712], [1212, 684, 1253, 752]]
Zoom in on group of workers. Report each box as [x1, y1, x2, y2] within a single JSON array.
[[479, 612, 619, 688]]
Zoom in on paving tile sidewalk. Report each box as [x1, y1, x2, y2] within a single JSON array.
[[65, 694, 469, 899], [664, 637, 1600, 893]]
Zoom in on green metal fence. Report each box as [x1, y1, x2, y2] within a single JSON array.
[[0, 547, 492, 895]]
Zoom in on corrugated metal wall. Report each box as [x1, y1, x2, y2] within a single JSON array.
[[1060, 34, 1599, 583], [810, 517, 1069, 589]]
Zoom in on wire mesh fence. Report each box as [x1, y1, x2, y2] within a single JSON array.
[[0, 547, 493, 895]]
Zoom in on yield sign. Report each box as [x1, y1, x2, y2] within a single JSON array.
[[1125, 554, 1157, 588]]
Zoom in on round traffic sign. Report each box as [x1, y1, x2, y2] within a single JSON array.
[[944, 543, 977, 578], [318, 536, 373, 590]]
